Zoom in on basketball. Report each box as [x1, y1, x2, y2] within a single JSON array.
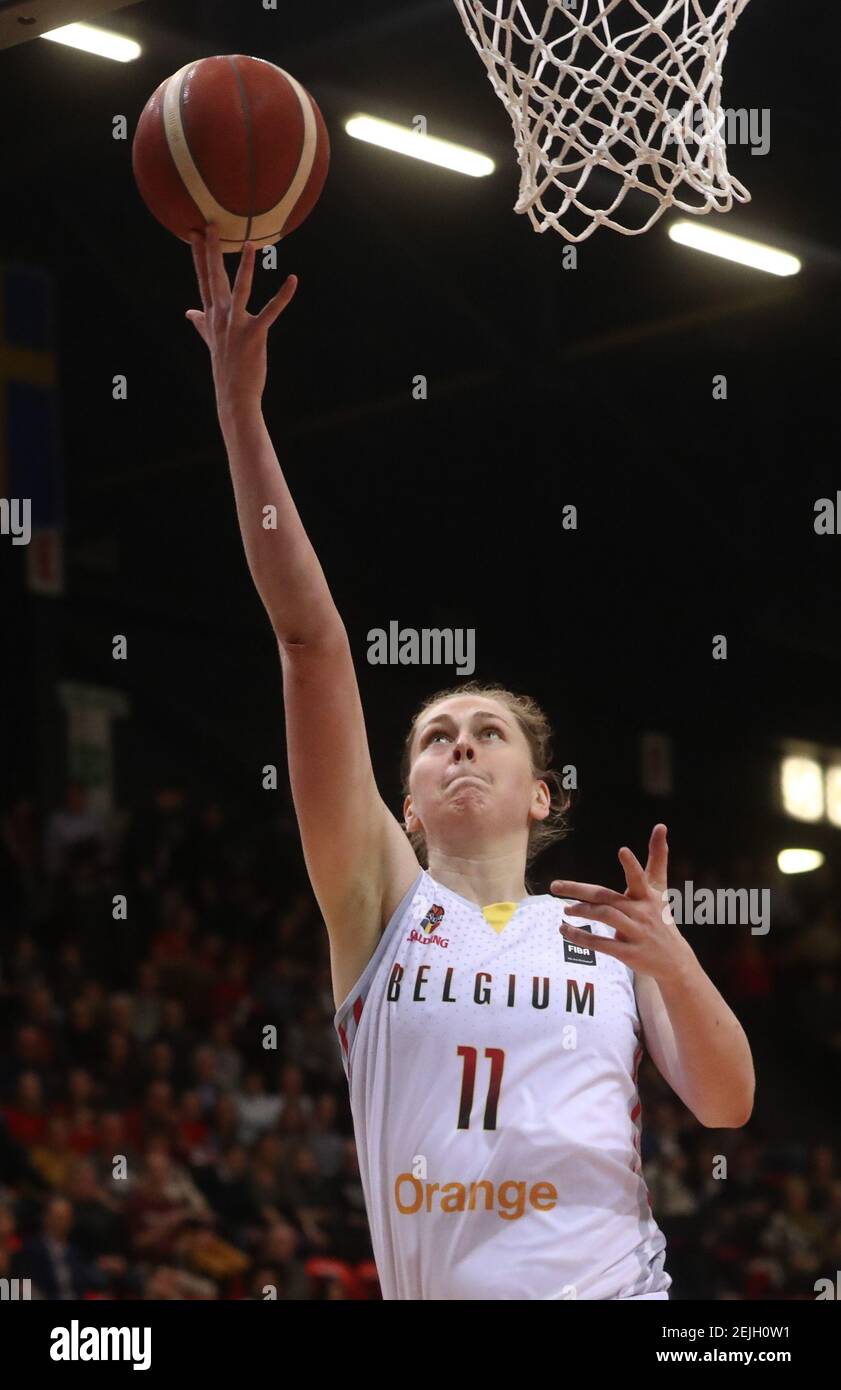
[[131, 54, 330, 252]]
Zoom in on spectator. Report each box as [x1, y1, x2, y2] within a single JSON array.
[[156, 999, 195, 1089], [3, 1072, 48, 1147], [18, 1196, 98, 1299], [308, 1094, 345, 1180], [209, 1021, 242, 1093], [174, 1092, 210, 1165], [759, 1176, 825, 1294], [194, 1144, 262, 1242], [138, 1080, 178, 1147], [53, 944, 87, 1009], [209, 948, 252, 1025], [100, 1029, 143, 1108], [64, 999, 102, 1071], [209, 1095, 241, 1155], [327, 1141, 374, 1265], [0, 1111, 47, 1193], [30, 1117, 76, 1190], [125, 786, 190, 889], [126, 1148, 209, 1260], [152, 901, 202, 1005], [646, 1150, 699, 1218], [255, 1221, 310, 1300], [44, 784, 107, 878], [235, 1071, 282, 1147], [285, 1003, 343, 1088], [66, 1158, 129, 1269], [251, 956, 296, 1025], [283, 1144, 336, 1252], [145, 1041, 176, 1088], [277, 1063, 313, 1123], [130, 964, 164, 1045], [191, 1045, 221, 1117], [4, 937, 45, 994], [0, 1026, 52, 1101]]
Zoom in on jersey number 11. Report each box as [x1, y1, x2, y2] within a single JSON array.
[[456, 1045, 506, 1130]]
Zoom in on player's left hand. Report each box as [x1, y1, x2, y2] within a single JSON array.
[[549, 823, 693, 986]]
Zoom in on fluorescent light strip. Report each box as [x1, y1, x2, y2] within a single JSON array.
[[668, 221, 801, 277], [345, 115, 494, 178], [41, 23, 140, 62], [777, 848, 825, 875], [826, 766, 841, 828], [780, 755, 824, 822]]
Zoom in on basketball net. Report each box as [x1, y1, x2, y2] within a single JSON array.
[[453, 0, 753, 242]]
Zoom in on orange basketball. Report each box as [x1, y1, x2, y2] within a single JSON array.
[[132, 54, 330, 252]]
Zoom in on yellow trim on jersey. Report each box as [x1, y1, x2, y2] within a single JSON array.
[[481, 902, 519, 934]]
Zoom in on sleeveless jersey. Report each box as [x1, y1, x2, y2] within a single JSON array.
[[334, 867, 671, 1301]]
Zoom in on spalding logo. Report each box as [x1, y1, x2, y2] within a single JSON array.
[[420, 904, 445, 934]]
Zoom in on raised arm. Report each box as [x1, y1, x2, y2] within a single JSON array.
[[187, 227, 419, 1004]]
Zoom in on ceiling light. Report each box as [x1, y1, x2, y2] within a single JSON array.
[[777, 849, 825, 875], [41, 23, 140, 62], [345, 115, 494, 178], [780, 756, 824, 821], [668, 221, 801, 276]]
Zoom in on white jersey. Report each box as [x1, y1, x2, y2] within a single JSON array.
[[334, 867, 671, 1301]]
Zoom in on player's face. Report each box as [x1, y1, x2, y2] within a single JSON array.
[[405, 695, 548, 852]]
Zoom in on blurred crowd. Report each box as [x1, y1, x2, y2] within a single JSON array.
[[1, 784, 839, 1300]]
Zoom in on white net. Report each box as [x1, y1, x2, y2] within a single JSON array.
[[453, 0, 754, 241]]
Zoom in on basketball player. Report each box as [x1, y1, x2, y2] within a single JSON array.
[[186, 225, 755, 1300]]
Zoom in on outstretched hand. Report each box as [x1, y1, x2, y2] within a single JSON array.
[[550, 824, 691, 986], [186, 223, 298, 411]]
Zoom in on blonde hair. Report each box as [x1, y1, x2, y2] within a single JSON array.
[[399, 681, 571, 878]]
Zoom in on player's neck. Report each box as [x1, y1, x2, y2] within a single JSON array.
[[426, 850, 530, 909]]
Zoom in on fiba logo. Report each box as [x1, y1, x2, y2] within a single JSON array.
[[559, 920, 596, 966]]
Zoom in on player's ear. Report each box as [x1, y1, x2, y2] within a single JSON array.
[[530, 779, 551, 823], [403, 795, 422, 834]]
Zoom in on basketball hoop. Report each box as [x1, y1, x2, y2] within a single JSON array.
[[453, 0, 754, 242]]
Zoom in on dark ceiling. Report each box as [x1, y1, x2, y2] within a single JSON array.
[[2, 0, 841, 874]]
